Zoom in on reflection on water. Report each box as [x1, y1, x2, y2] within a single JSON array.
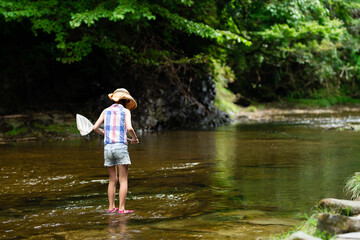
[[2, 121, 360, 239], [107, 214, 131, 239]]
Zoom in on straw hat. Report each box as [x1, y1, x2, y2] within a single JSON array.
[[108, 88, 137, 111]]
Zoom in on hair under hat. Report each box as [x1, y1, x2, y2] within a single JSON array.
[[108, 88, 137, 111]]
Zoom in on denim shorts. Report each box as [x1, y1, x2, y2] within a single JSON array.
[[104, 143, 131, 167]]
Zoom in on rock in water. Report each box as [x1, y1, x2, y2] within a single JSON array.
[[317, 214, 360, 235], [319, 198, 360, 216], [289, 231, 322, 240]]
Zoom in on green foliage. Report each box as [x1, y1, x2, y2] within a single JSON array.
[[161, 8, 251, 45], [287, 96, 360, 107], [257, 18, 350, 86], [344, 172, 360, 200], [34, 123, 78, 134], [210, 58, 240, 117], [0, 0, 250, 64], [69, 1, 156, 28], [214, 81, 240, 116], [267, 0, 330, 24], [221, 0, 359, 102], [4, 127, 27, 137], [274, 209, 336, 240], [0, 0, 359, 109]]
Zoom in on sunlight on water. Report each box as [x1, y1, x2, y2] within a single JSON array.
[[2, 118, 360, 239]]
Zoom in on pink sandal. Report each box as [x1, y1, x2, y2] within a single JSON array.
[[118, 210, 134, 214], [107, 208, 119, 213]]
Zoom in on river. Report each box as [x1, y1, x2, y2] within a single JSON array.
[[2, 119, 360, 239]]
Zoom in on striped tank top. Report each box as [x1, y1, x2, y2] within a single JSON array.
[[104, 104, 127, 145]]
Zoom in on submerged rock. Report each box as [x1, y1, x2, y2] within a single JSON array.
[[152, 209, 300, 239]]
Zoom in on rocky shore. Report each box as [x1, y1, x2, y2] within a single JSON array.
[[235, 106, 360, 124], [0, 112, 79, 143], [287, 198, 360, 240], [283, 172, 360, 240]]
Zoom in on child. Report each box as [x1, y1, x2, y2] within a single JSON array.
[[93, 88, 139, 213]]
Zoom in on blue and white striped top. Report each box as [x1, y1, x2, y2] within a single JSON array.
[[104, 104, 127, 145]]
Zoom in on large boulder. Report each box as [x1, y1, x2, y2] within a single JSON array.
[[336, 232, 360, 239], [288, 231, 322, 240], [317, 213, 360, 235], [319, 198, 360, 216]]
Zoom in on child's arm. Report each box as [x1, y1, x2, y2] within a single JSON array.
[[125, 109, 139, 144], [93, 110, 105, 135]]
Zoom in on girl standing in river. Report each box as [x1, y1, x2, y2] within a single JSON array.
[[93, 88, 139, 213]]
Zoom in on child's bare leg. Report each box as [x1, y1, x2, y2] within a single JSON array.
[[114, 166, 118, 207], [107, 166, 117, 210], [118, 164, 129, 211]]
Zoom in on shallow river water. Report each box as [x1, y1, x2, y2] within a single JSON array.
[[2, 120, 360, 239]]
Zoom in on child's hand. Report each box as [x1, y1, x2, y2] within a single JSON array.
[[131, 138, 139, 144]]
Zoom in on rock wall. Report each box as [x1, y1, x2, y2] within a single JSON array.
[[132, 74, 230, 131], [88, 66, 231, 131]]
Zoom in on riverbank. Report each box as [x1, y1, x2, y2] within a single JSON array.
[[236, 104, 360, 124], [1, 104, 360, 143], [0, 112, 79, 143], [274, 173, 360, 240]]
